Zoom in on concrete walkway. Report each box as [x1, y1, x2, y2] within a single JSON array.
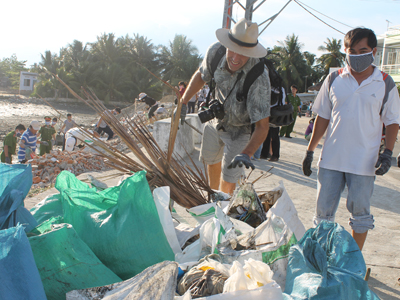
[[26, 116, 400, 299]]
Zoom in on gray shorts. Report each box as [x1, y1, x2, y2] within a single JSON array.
[[199, 120, 250, 183], [313, 167, 375, 233]]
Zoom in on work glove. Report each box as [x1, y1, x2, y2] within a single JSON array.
[[302, 150, 314, 176], [173, 103, 187, 125], [375, 149, 392, 175], [227, 153, 255, 170], [5, 157, 11, 164], [40, 141, 49, 146], [25, 146, 33, 160]]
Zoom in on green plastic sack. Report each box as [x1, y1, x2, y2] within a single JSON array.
[[29, 223, 121, 300], [55, 170, 175, 280], [30, 194, 63, 225]]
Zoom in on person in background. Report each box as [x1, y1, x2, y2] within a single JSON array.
[[95, 107, 121, 140], [61, 114, 77, 133], [305, 118, 315, 141], [38, 116, 56, 156], [260, 87, 286, 161], [137, 93, 158, 123], [187, 94, 197, 114], [197, 86, 206, 110], [52, 117, 58, 128], [18, 120, 43, 163], [280, 85, 301, 138], [155, 104, 167, 116], [1, 124, 26, 164]]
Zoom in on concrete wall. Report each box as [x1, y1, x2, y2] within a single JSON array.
[[153, 114, 204, 158]]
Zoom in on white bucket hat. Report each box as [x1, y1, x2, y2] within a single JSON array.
[[30, 120, 40, 131], [216, 18, 267, 58], [138, 93, 147, 100]]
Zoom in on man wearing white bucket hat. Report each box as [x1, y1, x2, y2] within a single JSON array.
[[176, 18, 271, 194]]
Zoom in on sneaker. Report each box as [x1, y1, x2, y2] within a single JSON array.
[[269, 157, 279, 162]]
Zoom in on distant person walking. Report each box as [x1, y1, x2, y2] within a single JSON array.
[[187, 94, 197, 114], [61, 113, 77, 150], [1, 124, 26, 164], [305, 118, 315, 141], [280, 85, 301, 138]]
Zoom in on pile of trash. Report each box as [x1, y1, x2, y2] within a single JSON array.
[[29, 150, 110, 188], [0, 163, 381, 300]]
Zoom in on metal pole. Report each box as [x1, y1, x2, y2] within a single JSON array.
[[245, 0, 257, 21], [223, 0, 233, 29]]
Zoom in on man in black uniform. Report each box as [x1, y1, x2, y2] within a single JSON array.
[[137, 93, 158, 123]]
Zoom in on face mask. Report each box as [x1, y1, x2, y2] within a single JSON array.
[[346, 51, 374, 73], [113, 111, 117, 115], [16, 132, 22, 137], [45, 121, 51, 125], [52, 122, 56, 125]]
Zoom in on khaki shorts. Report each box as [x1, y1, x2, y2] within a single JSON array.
[[200, 120, 250, 183]]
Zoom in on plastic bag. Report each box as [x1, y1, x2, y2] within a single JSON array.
[[283, 221, 380, 300], [67, 261, 178, 300], [29, 223, 121, 300], [187, 201, 230, 225], [54, 170, 175, 280], [223, 261, 257, 292], [0, 163, 37, 232], [0, 224, 47, 300], [30, 193, 63, 225]]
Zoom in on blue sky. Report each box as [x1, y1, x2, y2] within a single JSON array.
[[1, 0, 399, 67]]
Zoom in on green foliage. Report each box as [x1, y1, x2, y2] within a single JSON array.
[[0, 54, 28, 89], [317, 38, 346, 76]]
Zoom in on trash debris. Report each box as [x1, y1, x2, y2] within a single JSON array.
[[0, 224, 47, 300], [28, 223, 121, 300], [29, 149, 110, 189], [226, 183, 266, 228], [66, 261, 178, 300], [0, 163, 37, 232], [284, 221, 380, 300], [87, 174, 108, 190]]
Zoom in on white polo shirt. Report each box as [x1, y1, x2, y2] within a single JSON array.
[[313, 66, 400, 176]]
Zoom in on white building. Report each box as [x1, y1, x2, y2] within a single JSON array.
[[374, 25, 400, 83], [19, 71, 38, 93]]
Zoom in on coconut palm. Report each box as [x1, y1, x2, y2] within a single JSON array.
[[158, 34, 202, 84], [267, 34, 310, 91], [317, 38, 346, 75]]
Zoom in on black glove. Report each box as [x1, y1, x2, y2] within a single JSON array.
[[302, 150, 314, 176], [5, 157, 11, 164], [227, 153, 255, 170], [40, 141, 49, 146], [173, 103, 187, 125], [375, 149, 392, 175]]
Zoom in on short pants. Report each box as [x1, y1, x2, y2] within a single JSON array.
[[200, 120, 250, 184], [313, 167, 375, 233]]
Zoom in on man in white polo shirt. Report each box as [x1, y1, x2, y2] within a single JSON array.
[[302, 27, 400, 251]]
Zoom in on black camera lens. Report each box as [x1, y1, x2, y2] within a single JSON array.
[[198, 109, 215, 123]]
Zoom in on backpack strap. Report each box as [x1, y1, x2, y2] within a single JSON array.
[[236, 59, 265, 102], [380, 71, 396, 115], [206, 44, 226, 105], [328, 68, 344, 91]]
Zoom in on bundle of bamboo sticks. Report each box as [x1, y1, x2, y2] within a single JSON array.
[[52, 75, 214, 209]]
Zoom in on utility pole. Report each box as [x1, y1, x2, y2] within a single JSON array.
[[222, 0, 293, 31], [304, 75, 308, 93]]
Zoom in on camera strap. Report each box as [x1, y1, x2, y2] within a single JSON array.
[[222, 71, 244, 106]]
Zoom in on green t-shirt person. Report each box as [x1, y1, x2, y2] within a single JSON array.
[[286, 94, 302, 113], [39, 117, 56, 156], [1, 125, 26, 163]]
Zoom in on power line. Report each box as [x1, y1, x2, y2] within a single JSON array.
[[293, 0, 346, 35], [296, 0, 354, 29]]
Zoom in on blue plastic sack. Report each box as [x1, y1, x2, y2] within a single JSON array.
[[283, 222, 380, 300], [0, 163, 37, 232], [0, 224, 47, 300]]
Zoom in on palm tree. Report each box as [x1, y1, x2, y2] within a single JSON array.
[[158, 34, 202, 84], [317, 38, 346, 75], [267, 34, 310, 91]]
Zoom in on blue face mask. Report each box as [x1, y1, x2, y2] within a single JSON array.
[[45, 121, 51, 125], [16, 132, 22, 137], [52, 122, 56, 125]]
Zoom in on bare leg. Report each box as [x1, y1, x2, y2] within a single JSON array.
[[220, 179, 236, 195], [352, 230, 368, 251], [208, 162, 222, 190]]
